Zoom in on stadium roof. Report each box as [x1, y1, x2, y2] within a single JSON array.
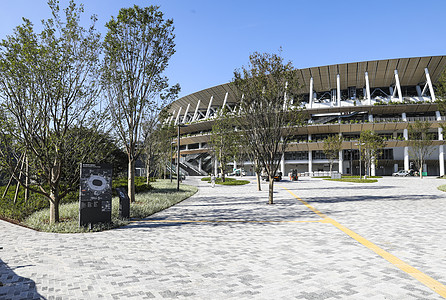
[[170, 55, 446, 113]]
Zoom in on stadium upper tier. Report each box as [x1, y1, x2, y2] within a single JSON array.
[[167, 55, 446, 130]]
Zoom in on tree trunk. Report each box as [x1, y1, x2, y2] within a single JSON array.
[[49, 191, 60, 224], [128, 159, 136, 203], [256, 172, 262, 191], [268, 175, 274, 204], [146, 162, 150, 185], [221, 164, 226, 182]]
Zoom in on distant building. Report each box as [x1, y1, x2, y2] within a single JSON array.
[[168, 56, 446, 176]]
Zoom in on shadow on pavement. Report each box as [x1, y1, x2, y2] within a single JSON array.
[[0, 259, 45, 300], [305, 194, 443, 204]]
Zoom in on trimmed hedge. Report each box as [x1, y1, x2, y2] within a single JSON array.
[[201, 177, 249, 185]]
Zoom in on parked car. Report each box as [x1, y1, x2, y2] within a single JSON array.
[[392, 170, 410, 177]]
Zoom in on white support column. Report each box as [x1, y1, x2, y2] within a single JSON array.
[[371, 159, 376, 176], [336, 74, 341, 107], [402, 112, 407, 122], [394, 69, 403, 102], [437, 111, 444, 176], [221, 92, 228, 114], [308, 150, 313, 174], [309, 77, 314, 108], [425, 68, 436, 101], [174, 107, 182, 125], [169, 109, 176, 124], [182, 103, 190, 124], [416, 85, 422, 97], [368, 114, 374, 122], [338, 133, 343, 174], [281, 153, 285, 176], [198, 158, 202, 172], [365, 72, 371, 104], [214, 158, 218, 176], [192, 100, 201, 122], [403, 119, 409, 170], [205, 96, 213, 119], [308, 134, 312, 174]]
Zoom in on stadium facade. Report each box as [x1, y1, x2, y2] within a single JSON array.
[[167, 56, 446, 177]]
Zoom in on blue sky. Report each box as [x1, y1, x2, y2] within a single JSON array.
[[1, 0, 445, 98]]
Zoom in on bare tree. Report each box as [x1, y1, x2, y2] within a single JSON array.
[[233, 51, 303, 204], [408, 121, 434, 178], [0, 0, 102, 223], [102, 5, 179, 202]]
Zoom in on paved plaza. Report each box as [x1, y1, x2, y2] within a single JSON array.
[[1, 176, 446, 299]]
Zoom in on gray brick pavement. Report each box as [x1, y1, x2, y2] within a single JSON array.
[[0, 176, 445, 299]]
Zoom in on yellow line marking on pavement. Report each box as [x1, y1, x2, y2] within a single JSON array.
[[283, 187, 446, 298], [281, 187, 326, 218], [131, 219, 323, 224]]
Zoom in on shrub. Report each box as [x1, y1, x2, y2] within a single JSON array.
[[0, 176, 153, 222]]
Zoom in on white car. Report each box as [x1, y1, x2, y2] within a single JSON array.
[[392, 170, 409, 177]]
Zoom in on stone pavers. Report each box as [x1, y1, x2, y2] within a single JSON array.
[[1, 176, 446, 299]]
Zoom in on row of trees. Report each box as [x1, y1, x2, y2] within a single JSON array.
[[0, 1, 178, 223], [208, 51, 444, 205], [322, 123, 438, 179]]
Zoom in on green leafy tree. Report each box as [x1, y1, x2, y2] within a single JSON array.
[[359, 130, 384, 177], [0, 0, 102, 223], [209, 109, 241, 182], [408, 121, 434, 178], [322, 135, 343, 173], [233, 51, 303, 204], [102, 5, 179, 203]]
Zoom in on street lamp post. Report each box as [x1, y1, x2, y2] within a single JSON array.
[[170, 133, 173, 183], [177, 123, 186, 191]]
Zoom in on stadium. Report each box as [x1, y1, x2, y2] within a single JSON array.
[[167, 56, 446, 177]]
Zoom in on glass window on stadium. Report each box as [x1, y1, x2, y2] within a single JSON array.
[[348, 86, 356, 99], [343, 149, 360, 160], [312, 150, 327, 160], [401, 86, 418, 97], [188, 143, 199, 150], [378, 149, 393, 160], [285, 151, 309, 160]]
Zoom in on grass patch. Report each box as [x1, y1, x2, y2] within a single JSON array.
[[437, 184, 446, 192], [324, 178, 378, 183], [21, 180, 198, 233], [201, 177, 249, 185], [341, 175, 382, 179]]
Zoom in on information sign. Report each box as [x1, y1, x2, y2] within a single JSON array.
[[79, 163, 112, 227]]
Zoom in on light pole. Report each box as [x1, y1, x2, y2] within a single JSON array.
[[177, 123, 186, 191], [170, 133, 173, 183], [355, 142, 365, 179]]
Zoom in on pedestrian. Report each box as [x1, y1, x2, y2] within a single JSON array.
[[211, 174, 216, 188]]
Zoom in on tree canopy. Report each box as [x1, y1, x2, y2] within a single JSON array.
[[102, 5, 179, 202], [0, 0, 103, 223], [233, 51, 303, 204]]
